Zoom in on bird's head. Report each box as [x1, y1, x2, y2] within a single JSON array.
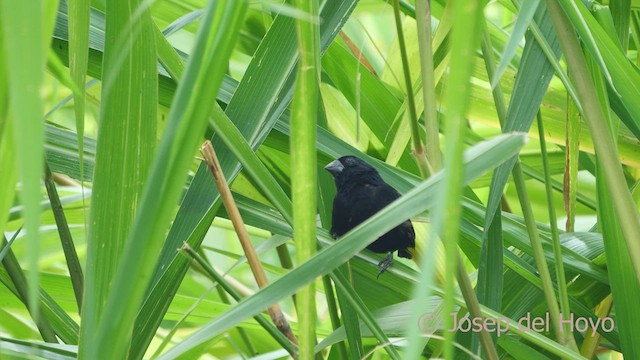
[[324, 156, 383, 190]]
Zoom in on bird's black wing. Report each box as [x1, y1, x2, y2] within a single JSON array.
[[331, 183, 413, 237], [358, 183, 415, 254], [331, 182, 402, 236]]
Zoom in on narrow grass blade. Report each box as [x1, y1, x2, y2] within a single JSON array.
[[556, 0, 640, 139], [0, 0, 50, 319], [130, 3, 358, 356], [67, 0, 90, 200], [77, 0, 158, 356], [484, 2, 561, 231], [491, 0, 540, 89], [156, 133, 528, 359], [85, 2, 247, 359], [291, 0, 321, 356]]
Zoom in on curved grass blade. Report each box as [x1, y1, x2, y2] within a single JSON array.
[[83, 1, 246, 359], [0, 0, 51, 320], [77, 0, 159, 355], [130, 2, 359, 357], [156, 133, 528, 359], [490, 0, 540, 89]]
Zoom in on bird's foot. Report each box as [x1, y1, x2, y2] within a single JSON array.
[[377, 253, 394, 279]]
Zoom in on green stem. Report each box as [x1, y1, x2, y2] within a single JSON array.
[[330, 270, 401, 360], [276, 243, 298, 309], [1, 235, 58, 343], [44, 164, 84, 312], [436, 0, 493, 358], [511, 163, 566, 345], [482, 16, 568, 348], [455, 255, 499, 360], [547, 0, 640, 285], [536, 112, 578, 350], [181, 244, 296, 356], [291, 0, 321, 357], [415, 0, 440, 171], [391, 0, 431, 178], [322, 275, 348, 359]]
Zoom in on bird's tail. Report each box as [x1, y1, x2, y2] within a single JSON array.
[[398, 248, 413, 259], [399, 247, 421, 266]]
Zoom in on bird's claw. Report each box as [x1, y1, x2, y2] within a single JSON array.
[[377, 253, 394, 279]]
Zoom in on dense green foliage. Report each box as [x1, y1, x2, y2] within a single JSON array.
[[2, 0, 640, 359]]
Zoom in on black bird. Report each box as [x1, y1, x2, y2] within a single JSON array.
[[325, 155, 415, 278]]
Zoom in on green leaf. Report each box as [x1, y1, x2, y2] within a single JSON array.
[[0, 0, 51, 320], [556, 0, 640, 140], [157, 133, 528, 359], [83, 1, 247, 359], [484, 2, 562, 231], [130, 2, 359, 357], [491, 0, 541, 89], [77, 0, 158, 356]]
